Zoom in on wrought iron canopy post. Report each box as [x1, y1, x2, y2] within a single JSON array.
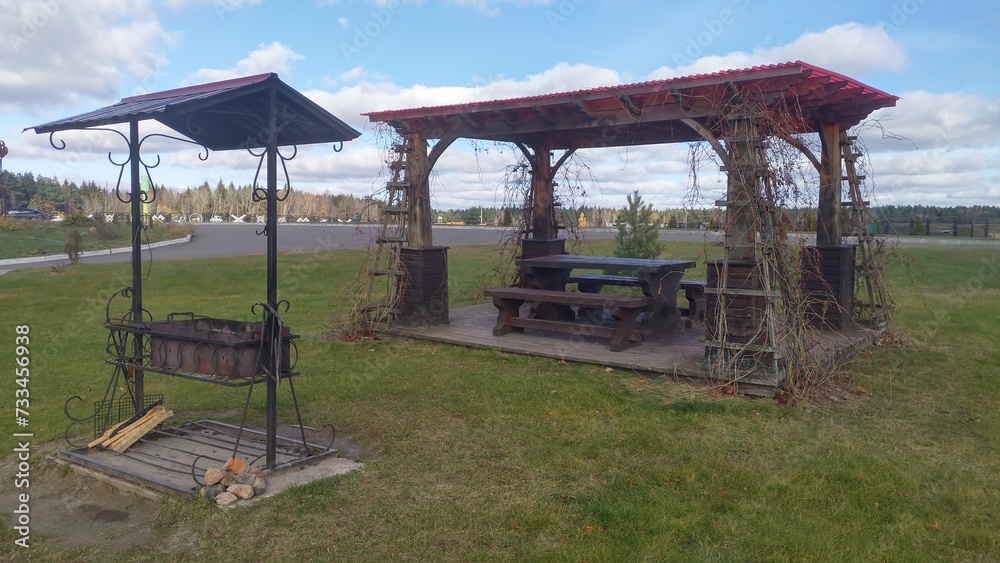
[[129, 119, 145, 416], [265, 86, 279, 470]]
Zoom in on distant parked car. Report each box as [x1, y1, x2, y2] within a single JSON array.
[[5, 208, 47, 220]]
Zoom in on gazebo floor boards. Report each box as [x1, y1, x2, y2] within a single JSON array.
[[386, 303, 881, 396]]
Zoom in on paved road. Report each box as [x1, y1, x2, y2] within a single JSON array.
[[0, 224, 616, 273], [1, 223, 996, 275]]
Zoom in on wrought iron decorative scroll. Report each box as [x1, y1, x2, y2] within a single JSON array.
[[47, 128, 210, 208], [249, 144, 298, 236], [250, 299, 296, 384], [63, 288, 153, 445]]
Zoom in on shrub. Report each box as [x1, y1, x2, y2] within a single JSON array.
[[0, 217, 26, 232], [93, 214, 115, 240], [65, 231, 83, 264], [63, 213, 94, 227]]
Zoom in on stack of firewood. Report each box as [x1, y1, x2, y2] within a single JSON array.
[[88, 404, 173, 453]]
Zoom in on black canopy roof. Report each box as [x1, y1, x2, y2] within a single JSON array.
[[28, 73, 360, 151]]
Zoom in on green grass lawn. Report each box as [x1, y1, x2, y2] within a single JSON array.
[[0, 219, 193, 260], [0, 238, 997, 560]]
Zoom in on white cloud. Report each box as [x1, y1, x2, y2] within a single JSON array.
[[339, 66, 369, 83], [864, 91, 1000, 152], [473, 62, 622, 99], [304, 62, 622, 133], [188, 42, 305, 83], [862, 142, 1000, 207], [0, 1, 177, 112], [337, 16, 349, 28], [360, 0, 553, 17], [444, 0, 553, 17], [649, 22, 908, 80], [160, 0, 262, 8]]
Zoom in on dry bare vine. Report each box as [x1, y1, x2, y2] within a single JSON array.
[[681, 87, 893, 398], [480, 145, 591, 291], [327, 122, 403, 341]]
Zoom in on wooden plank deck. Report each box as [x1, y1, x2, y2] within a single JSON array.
[[387, 304, 881, 395]]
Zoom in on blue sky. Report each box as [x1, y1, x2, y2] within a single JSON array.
[[2, 0, 998, 210]]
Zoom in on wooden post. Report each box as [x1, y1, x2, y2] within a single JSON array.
[[816, 123, 842, 246], [725, 120, 756, 262], [530, 144, 554, 239], [408, 132, 433, 247]]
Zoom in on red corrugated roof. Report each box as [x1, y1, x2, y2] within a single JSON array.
[[364, 61, 896, 121]]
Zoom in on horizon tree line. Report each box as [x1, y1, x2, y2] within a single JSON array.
[[3, 170, 997, 228]]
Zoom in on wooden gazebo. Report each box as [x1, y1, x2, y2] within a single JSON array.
[[365, 61, 898, 375]]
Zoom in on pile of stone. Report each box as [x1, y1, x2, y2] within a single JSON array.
[[200, 458, 268, 506]]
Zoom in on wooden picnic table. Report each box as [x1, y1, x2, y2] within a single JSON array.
[[516, 254, 696, 330]]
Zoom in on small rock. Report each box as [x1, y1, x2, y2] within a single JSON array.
[[220, 472, 237, 487], [201, 484, 226, 499], [247, 466, 268, 478], [204, 467, 224, 486], [252, 475, 267, 496], [224, 458, 247, 474], [215, 492, 238, 506], [235, 470, 255, 485], [228, 483, 254, 500]]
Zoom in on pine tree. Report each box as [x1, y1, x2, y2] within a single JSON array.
[[613, 190, 665, 259]]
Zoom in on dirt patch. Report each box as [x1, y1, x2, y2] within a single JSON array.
[[1, 455, 196, 556]]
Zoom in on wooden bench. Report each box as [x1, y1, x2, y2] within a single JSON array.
[[569, 274, 707, 324], [482, 287, 651, 351]]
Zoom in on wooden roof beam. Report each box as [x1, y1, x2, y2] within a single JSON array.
[[531, 105, 558, 127], [680, 117, 731, 168], [493, 109, 517, 128]]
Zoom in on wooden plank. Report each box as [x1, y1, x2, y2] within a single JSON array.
[[87, 420, 128, 448], [508, 317, 616, 339], [484, 287, 650, 308], [107, 407, 174, 453], [90, 399, 165, 448], [680, 280, 706, 290], [569, 274, 642, 287], [402, 272, 447, 285], [102, 410, 162, 449], [101, 405, 165, 447], [518, 254, 694, 272]]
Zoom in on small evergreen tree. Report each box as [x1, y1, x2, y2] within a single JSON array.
[[909, 215, 924, 236], [613, 190, 665, 259]]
